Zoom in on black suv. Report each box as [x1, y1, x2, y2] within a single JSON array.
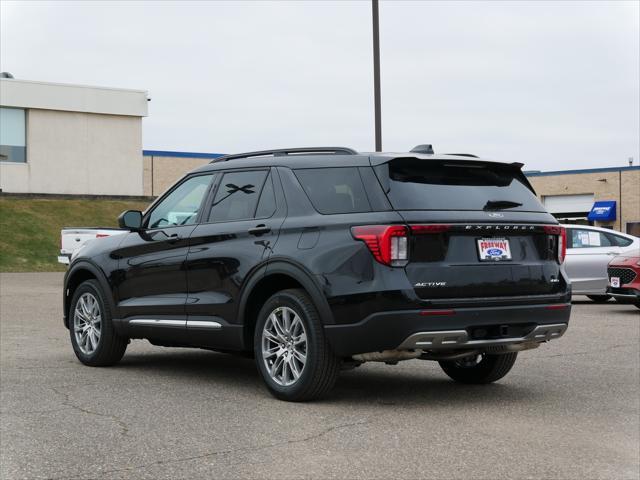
[[63, 146, 571, 401]]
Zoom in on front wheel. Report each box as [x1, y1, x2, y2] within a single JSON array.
[[439, 352, 518, 384], [69, 280, 127, 366], [254, 289, 340, 401]]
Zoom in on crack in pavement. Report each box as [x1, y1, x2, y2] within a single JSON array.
[[54, 419, 370, 479], [48, 385, 131, 438], [0, 407, 69, 417]]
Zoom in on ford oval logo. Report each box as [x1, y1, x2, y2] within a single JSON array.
[[487, 248, 503, 256], [487, 212, 504, 218]]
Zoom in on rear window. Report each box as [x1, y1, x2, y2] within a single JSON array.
[[375, 158, 545, 212], [294, 167, 371, 214]]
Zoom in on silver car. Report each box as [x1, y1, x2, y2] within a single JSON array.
[[564, 225, 640, 302]]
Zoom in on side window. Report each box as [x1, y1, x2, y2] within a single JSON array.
[[606, 233, 633, 247], [294, 167, 371, 214], [147, 174, 214, 229], [255, 172, 276, 219], [569, 229, 612, 248], [598, 232, 613, 247], [208, 170, 268, 222]]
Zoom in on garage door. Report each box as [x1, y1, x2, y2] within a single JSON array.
[[542, 194, 594, 214]]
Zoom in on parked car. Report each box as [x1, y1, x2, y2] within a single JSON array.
[[58, 228, 126, 264], [62, 146, 571, 401], [606, 255, 640, 309], [563, 225, 639, 302]]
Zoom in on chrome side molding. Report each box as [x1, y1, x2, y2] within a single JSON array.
[[128, 319, 222, 329], [398, 323, 568, 350], [129, 319, 186, 327], [187, 320, 222, 329]]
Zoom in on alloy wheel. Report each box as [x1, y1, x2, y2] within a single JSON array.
[[73, 292, 102, 355], [261, 306, 307, 386]]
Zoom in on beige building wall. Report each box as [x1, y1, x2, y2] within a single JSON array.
[[143, 155, 209, 196], [528, 169, 640, 232], [0, 109, 143, 195]]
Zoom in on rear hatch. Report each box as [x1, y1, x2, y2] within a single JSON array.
[[372, 157, 566, 300]]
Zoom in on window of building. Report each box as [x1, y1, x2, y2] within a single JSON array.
[[0, 107, 26, 163], [208, 170, 269, 222]]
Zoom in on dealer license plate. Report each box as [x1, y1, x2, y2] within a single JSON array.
[[610, 277, 620, 288], [477, 238, 512, 261]]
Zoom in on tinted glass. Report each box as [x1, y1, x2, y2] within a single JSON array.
[[209, 170, 268, 222], [148, 174, 214, 228], [375, 159, 545, 212], [606, 233, 633, 247], [255, 172, 276, 218], [294, 167, 371, 214]]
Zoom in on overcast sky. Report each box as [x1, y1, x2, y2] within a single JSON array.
[[1, 0, 638, 171]]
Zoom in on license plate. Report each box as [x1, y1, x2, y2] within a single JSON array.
[[477, 238, 512, 261], [610, 277, 620, 288]]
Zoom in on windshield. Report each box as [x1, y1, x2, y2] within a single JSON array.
[[375, 158, 545, 212]]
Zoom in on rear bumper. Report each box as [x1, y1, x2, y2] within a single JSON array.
[[324, 302, 571, 356]]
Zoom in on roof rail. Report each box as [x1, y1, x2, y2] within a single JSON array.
[[211, 146, 357, 163], [444, 153, 479, 158]]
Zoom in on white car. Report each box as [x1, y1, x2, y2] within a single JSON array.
[[563, 224, 640, 301], [58, 228, 126, 264]]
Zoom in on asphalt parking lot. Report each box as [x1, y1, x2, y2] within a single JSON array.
[[1, 273, 638, 479]]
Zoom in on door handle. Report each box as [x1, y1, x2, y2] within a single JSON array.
[[248, 224, 271, 236]]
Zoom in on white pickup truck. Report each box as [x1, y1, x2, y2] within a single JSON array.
[[58, 228, 126, 265]]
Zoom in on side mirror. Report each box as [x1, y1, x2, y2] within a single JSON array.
[[118, 210, 143, 231]]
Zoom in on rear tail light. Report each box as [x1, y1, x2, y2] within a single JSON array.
[[95, 233, 110, 239], [351, 225, 408, 267], [543, 225, 566, 264]]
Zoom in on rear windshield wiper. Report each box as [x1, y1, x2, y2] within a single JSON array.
[[483, 200, 523, 210]]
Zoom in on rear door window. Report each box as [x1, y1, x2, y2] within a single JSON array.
[[294, 167, 371, 214], [208, 170, 268, 222], [375, 158, 545, 212], [255, 172, 277, 219], [568, 229, 613, 248]]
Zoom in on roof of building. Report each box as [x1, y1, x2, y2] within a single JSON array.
[[524, 165, 639, 176], [0, 78, 148, 117], [143, 150, 224, 159]]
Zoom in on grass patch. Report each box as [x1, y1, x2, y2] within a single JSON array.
[[0, 197, 150, 272]]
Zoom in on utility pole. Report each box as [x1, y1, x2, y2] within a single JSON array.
[[372, 0, 382, 151]]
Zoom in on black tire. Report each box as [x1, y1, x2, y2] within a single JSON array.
[[254, 289, 340, 402], [69, 280, 127, 366], [439, 352, 518, 384], [587, 295, 611, 303]]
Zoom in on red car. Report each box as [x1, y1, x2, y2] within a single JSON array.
[[606, 255, 640, 309]]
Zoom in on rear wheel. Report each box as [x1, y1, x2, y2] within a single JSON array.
[[254, 289, 340, 401], [586, 295, 611, 303], [439, 352, 517, 384], [69, 280, 127, 366]]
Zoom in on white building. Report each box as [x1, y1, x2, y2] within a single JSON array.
[[0, 77, 148, 196]]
